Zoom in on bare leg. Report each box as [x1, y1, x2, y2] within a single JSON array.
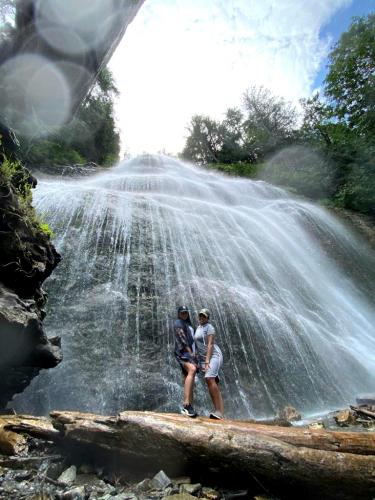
[[183, 362, 197, 405], [206, 377, 224, 414]]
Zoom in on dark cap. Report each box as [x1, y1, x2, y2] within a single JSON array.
[[177, 306, 189, 313]]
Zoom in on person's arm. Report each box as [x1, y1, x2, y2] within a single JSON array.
[[205, 334, 215, 369], [175, 327, 194, 356]]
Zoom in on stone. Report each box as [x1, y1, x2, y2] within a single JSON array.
[[334, 410, 357, 427], [361, 420, 375, 430], [277, 406, 302, 422], [163, 495, 197, 500], [75, 473, 109, 488], [172, 477, 191, 485], [151, 470, 172, 490], [201, 486, 221, 499], [110, 495, 138, 500], [135, 478, 153, 492], [58, 465, 77, 485], [308, 421, 325, 430], [180, 483, 201, 495], [60, 486, 85, 500]]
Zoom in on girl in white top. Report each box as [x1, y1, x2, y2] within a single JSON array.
[[194, 308, 224, 419]]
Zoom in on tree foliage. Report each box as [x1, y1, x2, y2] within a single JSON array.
[[182, 88, 297, 165], [325, 14, 375, 137], [182, 13, 374, 216], [19, 67, 121, 167], [242, 86, 297, 158]]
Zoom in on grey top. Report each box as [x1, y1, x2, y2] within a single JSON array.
[[194, 323, 222, 362]]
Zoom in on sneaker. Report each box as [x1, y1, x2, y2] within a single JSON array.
[[181, 404, 198, 418], [209, 410, 223, 420]]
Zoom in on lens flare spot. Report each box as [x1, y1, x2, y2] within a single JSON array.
[[35, 0, 117, 54], [0, 54, 71, 137]]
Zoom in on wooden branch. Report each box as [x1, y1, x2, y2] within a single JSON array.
[[350, 405, 375, 419]]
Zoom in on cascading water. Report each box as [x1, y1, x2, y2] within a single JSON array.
[[13, 155, 375, 418]]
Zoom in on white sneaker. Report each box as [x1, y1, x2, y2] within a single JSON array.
[[209, 410, 223, 420]]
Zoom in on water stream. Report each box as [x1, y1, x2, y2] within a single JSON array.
[[13, 155, 375, 418]]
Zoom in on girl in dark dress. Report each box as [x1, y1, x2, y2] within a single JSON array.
[[174, 306, 198, 417]]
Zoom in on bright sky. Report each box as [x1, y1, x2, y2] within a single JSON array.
[[108, 0, 372, 156]]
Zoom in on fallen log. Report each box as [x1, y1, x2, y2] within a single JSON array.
[[350, 405, 375, 420], [47, 411, 375, 500], [0, 414, 58, 455]]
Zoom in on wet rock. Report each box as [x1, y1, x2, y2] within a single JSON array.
[[334, 410, 357, 427], [110, 494, 138, 500], [47, 460, 66, 480], [12, 469, 32, 481], [152, 470, 172, 489], [60, 486, 85, 500], [163, 494, 197, 500], [277, 406, 302, 422], [84, 478, 114, 497], [201, 486, 221, 499], [180, 483, 201, 495], [308, 421, 325, 430], [361, 420, 375, 429], [58, 465, 77, 485], [135, 477, 153, 492]]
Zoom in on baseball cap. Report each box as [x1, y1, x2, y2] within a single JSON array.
[[198, 308, 210, 318]]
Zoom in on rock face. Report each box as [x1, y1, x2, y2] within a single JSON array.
[[0, 171, 62, 408]]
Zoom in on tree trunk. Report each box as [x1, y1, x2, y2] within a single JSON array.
[[49, 411, 375, 499]]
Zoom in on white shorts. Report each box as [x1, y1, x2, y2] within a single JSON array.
[[202, 353, 223, 379]]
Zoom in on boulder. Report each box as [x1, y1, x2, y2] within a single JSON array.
[[277, 406, 302, 422], [180, 483, 201, 495], [151, 470, 172, 490], [58, 465, 77, 486], [334, 410, 357, 427]]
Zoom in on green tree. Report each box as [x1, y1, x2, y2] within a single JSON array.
[[242, 86, 297, 160], [219, 108, 250, 163], [20, 67, 121, 167], [182, 115, 223, 164], [325, 14, 375, 137]]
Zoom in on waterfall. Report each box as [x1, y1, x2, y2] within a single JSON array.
[[13, 155, 375, 418]]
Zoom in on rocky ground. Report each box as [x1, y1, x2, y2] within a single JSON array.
[[0, 437, 268, 500]]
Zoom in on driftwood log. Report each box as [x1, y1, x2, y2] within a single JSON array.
[[0, 414, 57, 455], [2, 411, 375, 499]]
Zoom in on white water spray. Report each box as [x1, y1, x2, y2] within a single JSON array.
[[13, 155, 375, 418]]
